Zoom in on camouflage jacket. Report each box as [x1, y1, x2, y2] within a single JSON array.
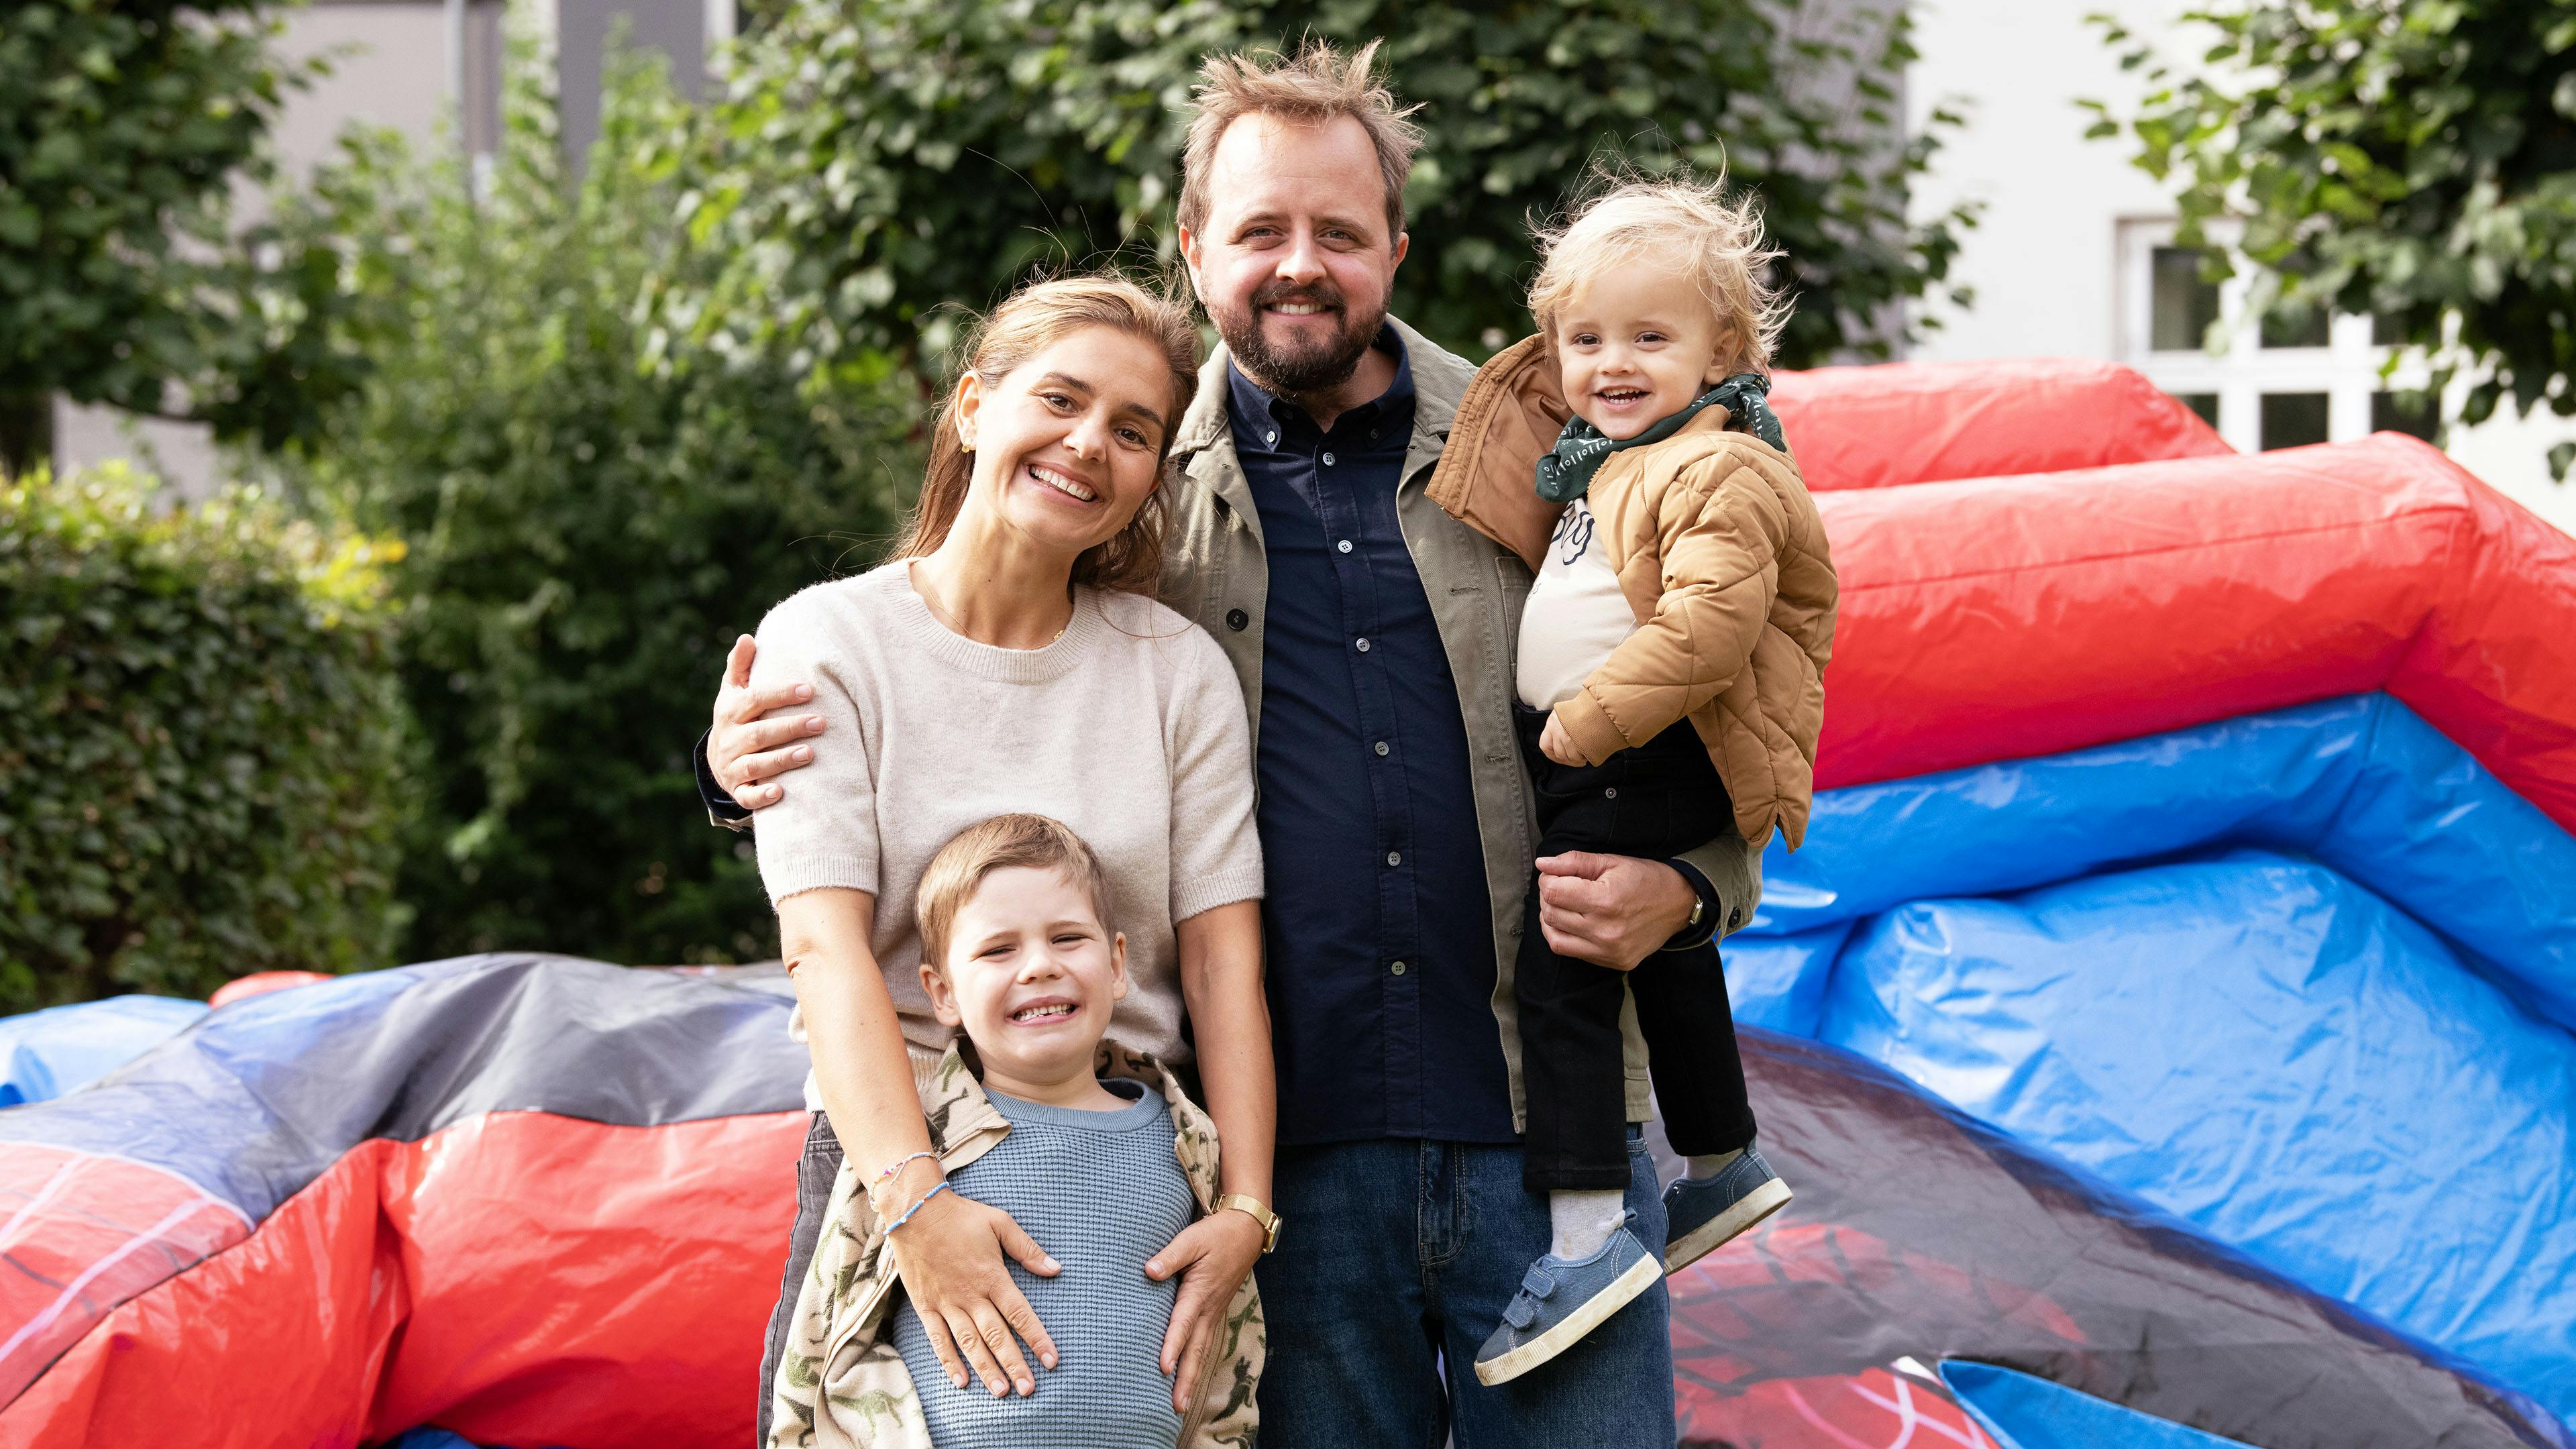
[[766, 1041, 1263, 1448]]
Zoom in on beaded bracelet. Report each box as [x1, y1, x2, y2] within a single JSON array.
[[874, 1150, 937, 1185], [883, 1181, 951, 1234]]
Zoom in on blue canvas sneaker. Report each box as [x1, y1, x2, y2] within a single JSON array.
[[1471, 1212, 1664, 1387], [1661, 1144, 1792, 1273]]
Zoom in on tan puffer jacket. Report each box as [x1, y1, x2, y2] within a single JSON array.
[[1427, 334, 1837, 850]]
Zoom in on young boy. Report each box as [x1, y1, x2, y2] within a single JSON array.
[[1426, 178, 1837, 1387], [765, 814, 1265, 1448]]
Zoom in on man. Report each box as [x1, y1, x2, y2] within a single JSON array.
[[700, 42, 1760, 1448]]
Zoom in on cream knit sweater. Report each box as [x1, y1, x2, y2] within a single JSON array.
[[750, 561, 1265, 1067]]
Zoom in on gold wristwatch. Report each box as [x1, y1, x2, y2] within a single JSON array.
[[1216, 1193, 1283, 1254]]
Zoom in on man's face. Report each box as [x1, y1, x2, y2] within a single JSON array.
[[1180, 113, 1409, 395]]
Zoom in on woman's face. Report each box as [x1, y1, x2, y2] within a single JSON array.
[[953, 325, 1175, 561]]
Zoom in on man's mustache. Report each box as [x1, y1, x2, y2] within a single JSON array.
[[1251, 281, 1345, 314]]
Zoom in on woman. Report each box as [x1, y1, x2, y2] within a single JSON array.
[[744, 275, 1275, 1443]]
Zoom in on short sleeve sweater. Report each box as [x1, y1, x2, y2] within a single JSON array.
[[750, 561, 1266, 1065]]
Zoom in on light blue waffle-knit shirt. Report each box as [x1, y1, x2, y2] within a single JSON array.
[[892, 1079, 1195, 1448]]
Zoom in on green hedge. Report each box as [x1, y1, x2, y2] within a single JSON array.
[[0, 465, 409, 1008]]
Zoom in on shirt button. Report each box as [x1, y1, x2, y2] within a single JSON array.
[[1338, 539, 1352, 553], [1226, 608, 1248, 632], [1322, 451, 1336, 466], [1389, 961, 1408, 976], [1355, 637, 1371, 653], [1267, 431, 1278, 445], [1386, 851, 1402, 867], [1604, 787, 1618, 799], [1375, 741, 1389, 757]]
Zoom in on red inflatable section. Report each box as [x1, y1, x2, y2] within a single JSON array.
[[1809, 433, 2576, 830], [0, 1110, 806, 1449], [1770, 356, 2230, 492]]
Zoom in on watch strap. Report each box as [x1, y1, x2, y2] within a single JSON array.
[[1215, 1193, 1282, 1254]]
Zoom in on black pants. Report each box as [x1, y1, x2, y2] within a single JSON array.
[[1513, 703, 1758, 1193]]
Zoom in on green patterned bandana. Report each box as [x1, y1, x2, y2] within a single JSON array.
[[1534, 372, 1787, 503]]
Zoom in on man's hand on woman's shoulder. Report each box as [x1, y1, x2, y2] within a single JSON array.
[[708, 634, 825, 814]]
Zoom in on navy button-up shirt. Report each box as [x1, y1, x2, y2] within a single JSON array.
[[1230, 335, 1517, 1147]]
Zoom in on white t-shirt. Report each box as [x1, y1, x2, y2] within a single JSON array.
[[1516, 498, 1638, 710]]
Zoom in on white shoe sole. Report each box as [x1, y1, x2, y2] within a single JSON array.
[[1663, 1177, 1792, 1275], [1471, 1254, 1664, 1387]]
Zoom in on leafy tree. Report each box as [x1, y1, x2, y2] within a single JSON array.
[[267, 50, 905, 965], [2092, 1, 2576, 477], [685, 0, 1970, 394], [0, 0, 319, 474]]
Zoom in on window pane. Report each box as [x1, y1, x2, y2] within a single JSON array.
[[2372, 390, 2438, 441], [2260, 392, 2330, 450], [2173, 392, 2219, 428], [2259, 305, 2330, 349], [2150, 248, 2221, 352]]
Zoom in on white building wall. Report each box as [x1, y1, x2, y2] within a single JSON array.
[[1902, 0, 2576, 537]]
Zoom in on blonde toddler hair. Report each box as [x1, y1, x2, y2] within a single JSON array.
[[1527, 176, 1790, 378], [916, 814, 1118, 973]]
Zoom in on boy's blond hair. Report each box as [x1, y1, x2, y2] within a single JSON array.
[[1178, 40, 1423, 245], [1527, 176, 1790, 378], [916, 814, 1118, 973]]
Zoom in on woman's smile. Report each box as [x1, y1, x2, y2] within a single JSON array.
[[1022, 460, 1102, 504]]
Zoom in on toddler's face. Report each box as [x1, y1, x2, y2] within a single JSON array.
[[922, 866, 1127, 1084], [1552, 264, 1732, 441]]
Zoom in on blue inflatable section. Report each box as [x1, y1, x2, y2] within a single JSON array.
[[1940, 1361, 2257, 1449], [1733, 692, 2576, 1034], [0, 995, 206, 1106], [1823, 853, 2576, 1424], [1724, 693, 2576, 1428]]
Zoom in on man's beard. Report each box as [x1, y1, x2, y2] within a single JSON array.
[[1216, 278, 1382, 396]]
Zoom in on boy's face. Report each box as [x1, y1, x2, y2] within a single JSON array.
[[1553, 263, 1733, 441], [922, 866, 1127, 1087]]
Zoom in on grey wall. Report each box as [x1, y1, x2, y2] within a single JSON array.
[[554, 0, 708, 174]]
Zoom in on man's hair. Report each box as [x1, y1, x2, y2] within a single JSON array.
[[1527, 174, 1791, 378], [916, 814, 1118, 973], [1177, 40, 1423, 246]]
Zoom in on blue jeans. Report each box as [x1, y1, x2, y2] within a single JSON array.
[[1254, 1127, 1676, 1448]]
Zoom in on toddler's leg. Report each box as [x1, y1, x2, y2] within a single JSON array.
[[1630, 942, 1757, 1160], [1635, 944, 1789, 1273], [1513, 874, 1636, 1200]]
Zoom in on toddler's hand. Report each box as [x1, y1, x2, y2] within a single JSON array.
[[1538, 713, 1587, 767]]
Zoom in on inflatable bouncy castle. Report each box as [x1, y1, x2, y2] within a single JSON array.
[[0, 358, 2569, 1448]]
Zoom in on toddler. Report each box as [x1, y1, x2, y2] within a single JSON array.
[[766, 814, 1264, 1447], [1427, 178, 1837, 1387]]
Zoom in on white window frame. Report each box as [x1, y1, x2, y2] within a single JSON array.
[[2116, 218, 2435, 452]]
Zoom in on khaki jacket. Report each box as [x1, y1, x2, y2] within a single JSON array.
[[765, 1043, 1262, 1449], [1426, 335, 1837, 850], [1154, 318, 1764, 1128]]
